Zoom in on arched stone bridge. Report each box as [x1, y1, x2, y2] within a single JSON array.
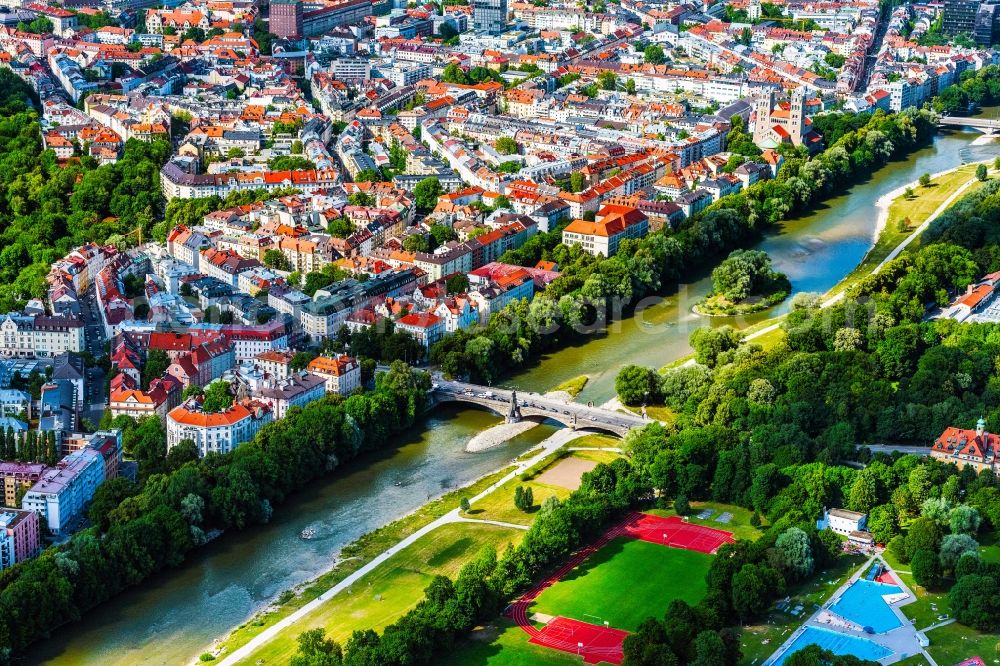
[[428, 380, 647, 438]]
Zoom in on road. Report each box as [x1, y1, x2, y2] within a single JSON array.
[[859, 444, 932, 456], [214, 427, 592, 666], [431, 378, 647, 436]]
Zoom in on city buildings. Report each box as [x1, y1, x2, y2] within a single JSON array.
[[307, 355, 362, 395], [473, 0, 507, 35], [166, 399, 273, 455], [931, 418, 1000, 475], [21, 448, 104, 535], [254, 372, 327, 418], [0, 508, 40, 571], [561, 205, 649, 258]]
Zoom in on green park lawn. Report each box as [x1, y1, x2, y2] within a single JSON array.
[[881, 550, 951, 630], [235, 522, 525, 665], [467, 449, 620, 526], [925, 619, 1000, 665], [441, 618, 606, 666], [529, 536, 711, 632]]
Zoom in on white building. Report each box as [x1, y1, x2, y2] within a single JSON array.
[[0, 314, 86, 359], [306, 355, 361, 395], [254, 372, 327, 419], [166, 399, 273, 456], [21, 448, 104, 535], [821, 507, 867, 536]]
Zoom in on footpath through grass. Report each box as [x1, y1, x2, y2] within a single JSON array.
[[834, 165, 984, 295], [530, 536, 711, 632], [237, 522, 526, 665], [214, 466, 513, 660]]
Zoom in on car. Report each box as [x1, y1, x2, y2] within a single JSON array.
[[477, 392, 487, 398]]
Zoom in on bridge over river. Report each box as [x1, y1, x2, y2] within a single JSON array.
[[428, 380, 647, 437], [939, 116, 1000, 133]]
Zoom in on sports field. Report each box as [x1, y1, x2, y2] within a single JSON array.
[[529, 536, 711, 631]]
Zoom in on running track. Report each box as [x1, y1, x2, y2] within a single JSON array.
[[506, 512, 735, 664]]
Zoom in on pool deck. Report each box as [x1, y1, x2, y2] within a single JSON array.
[[764, 555, 936, 666]]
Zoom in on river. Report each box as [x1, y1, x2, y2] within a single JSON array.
[[32, 407, 558, 666], [509, 128, 1000, 405], [34, 127, 998, 665]]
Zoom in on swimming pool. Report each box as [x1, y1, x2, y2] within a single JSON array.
[[829, 580, 904, 633], [773, 627, 893, 665]]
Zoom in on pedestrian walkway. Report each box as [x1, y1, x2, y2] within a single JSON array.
[[215, 428, 592, 666]]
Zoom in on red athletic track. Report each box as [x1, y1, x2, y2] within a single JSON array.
[[621, 513, 736, 554], [529, 617, 630, 665], [506, 512, 735, 664]]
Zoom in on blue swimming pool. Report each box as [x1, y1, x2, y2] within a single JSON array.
[[773, 627, 893, 665], [829, 580, 904, 633]]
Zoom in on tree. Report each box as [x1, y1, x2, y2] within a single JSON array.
[[569, 171, 585, 193], [976, 163, 988, 181], [495, 137, 518, 155], [598, 71, 617, 90], [413, 177, 443, 212], [644, 44, 666, 64], [731, 563, 783, 621], [690, 630, 726, 666], [459, 497, 470, 513], [352, 169, 380, 184], [347, 191, 375, 207], [445, 274, 469, 294], [911, 549, 942, 589], [87, 477, 139, 532], [166, 438, 200, 470], [866, 505, 898, 544], [263, 249, 291, 271], [142, 349, 170, 389], [919, 172, 932, 187], [291, 628, 343, 666], [710, 249, 786, 303], [689, 326, 742, 368], [904, 517, 943, 561], [327, 218, 354, 239], [513, 486, 534, 511], [429, 224, 457, 246], [847, 474, 878, 513], [950, 573, 1000, 631], [939, 533, 979, 571], [615, 364, 661, 406], [775, 527, 814, 581], [949, 505, 982, 535], [625, 79, 636, 95], [674, 494, 689, 515], [202, 381, 233, 412]]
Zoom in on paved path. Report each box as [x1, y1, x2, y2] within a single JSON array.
[[453, 517, 530, 531], [918, 618, 955, 633], [215, 428, 591, 666]]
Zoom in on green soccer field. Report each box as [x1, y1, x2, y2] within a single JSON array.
[[529, 536, 712, 632]]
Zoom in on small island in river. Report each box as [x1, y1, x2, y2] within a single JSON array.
[[694, 249, 791, 316]]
